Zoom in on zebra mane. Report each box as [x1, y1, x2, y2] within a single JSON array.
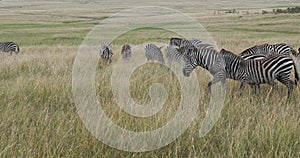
[[170, 37, 182, 41], [122, 44, 130, 50], [220, 49, 244, 62], [178, 45, 197, 57], [220, 49, 241, 58]]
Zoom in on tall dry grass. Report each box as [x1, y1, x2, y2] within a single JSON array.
[[1, 1, 300, 156], [1, 44, 299, 157]]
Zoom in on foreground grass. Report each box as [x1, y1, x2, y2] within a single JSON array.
[[1, 2, 300, 156], [0, 46, 299, 157]]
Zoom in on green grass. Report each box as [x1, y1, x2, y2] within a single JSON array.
[[1, 1, 300, 157]]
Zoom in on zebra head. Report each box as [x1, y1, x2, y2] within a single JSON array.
[[169, 37, 182, 47], [122, 44, 130, 50], [121, 44, 131, 60], [99, 42, 113, 62], [182, 46, 198, 77], [220, 49, 246, 79]]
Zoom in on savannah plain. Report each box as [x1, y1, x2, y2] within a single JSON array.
[[1, 0, 300, 157]]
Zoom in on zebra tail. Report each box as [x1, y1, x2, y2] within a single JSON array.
[[293, 62, 299, 85], [17, 45, 20, 53], [291, 48, 297, 57]]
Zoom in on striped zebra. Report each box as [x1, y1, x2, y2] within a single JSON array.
[[99, 42, 113, 63], [121, 44, 131, 61], [220, 49, 299, 99], [144, 43, 164, 64], [240, 43, 297, 60], [166, 44, 215, 65], [0, 42, 20, 54], [169, 37, 204, 48], [165, 45, 185, 64], [182, 46, 226, 92]]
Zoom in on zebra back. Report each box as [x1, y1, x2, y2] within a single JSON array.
[[0, 42, 20, 54], [240, 43, 272, 60], [240, 43, 297, 60], [144, 43, 164, 63], [273, 43, 297, 56], [182, 46, 220, 73], [194, 43, 215, 50]]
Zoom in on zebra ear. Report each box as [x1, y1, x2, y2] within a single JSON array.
[[220, 49, 226, 53]]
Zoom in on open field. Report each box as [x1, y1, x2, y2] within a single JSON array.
[[1, 1, 300, 157]]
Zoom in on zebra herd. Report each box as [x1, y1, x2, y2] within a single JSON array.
[[0, 42, 20, 54], [2, 39, 298, 98], [99, 38, 300, 99]]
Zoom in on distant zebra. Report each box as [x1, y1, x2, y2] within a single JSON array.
[[144, 43, 164, 64], [99, 42, 113, 63], [121, 44, 131, 61], [220, 49, 299, 99], [240, 43, 297, 60], [0, 42, 20, 54], [169, 37, 204, 48], [182, 46, 226, 92]]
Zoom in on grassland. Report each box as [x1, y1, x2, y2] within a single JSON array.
[[1, 1, 300, 157]]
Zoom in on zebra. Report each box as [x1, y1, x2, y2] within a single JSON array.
[[144, 43, 164, 64], [220, 49, 299, 99], [169, 37, 204, 48], [165, 45, 185, 64], [182, 46, 226, 92], [121, 44, 131, 61], [166, 44, 215, 65], [0, 42, 20, 54], [99, 42, 113, 63], [240, 43, 297, 60]]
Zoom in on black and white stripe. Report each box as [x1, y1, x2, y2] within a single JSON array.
[[220, 49, 299, 99], [240, 43, 297, 60], [169, 37, 204, 48], [166, 44, 215, 65], [99, 42, 113, 63], [0, 42, 20, 54], [121, 44, 131, 61], [165, 45, 185, 64], [182, 46, 226, 91], [145, 43, 164, 64]]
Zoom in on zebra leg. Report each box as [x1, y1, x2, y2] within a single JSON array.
[[250, 84, 256, 94], [207, 77, 221, 94], [239, 81, 247, 96], [221, 78, 227, 92], [270, 82, 281, 96], [283, 80, 293, 100], [277, 77, 294, 99], [255, 84, 261, 95], [250, 84, 260, 95]]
